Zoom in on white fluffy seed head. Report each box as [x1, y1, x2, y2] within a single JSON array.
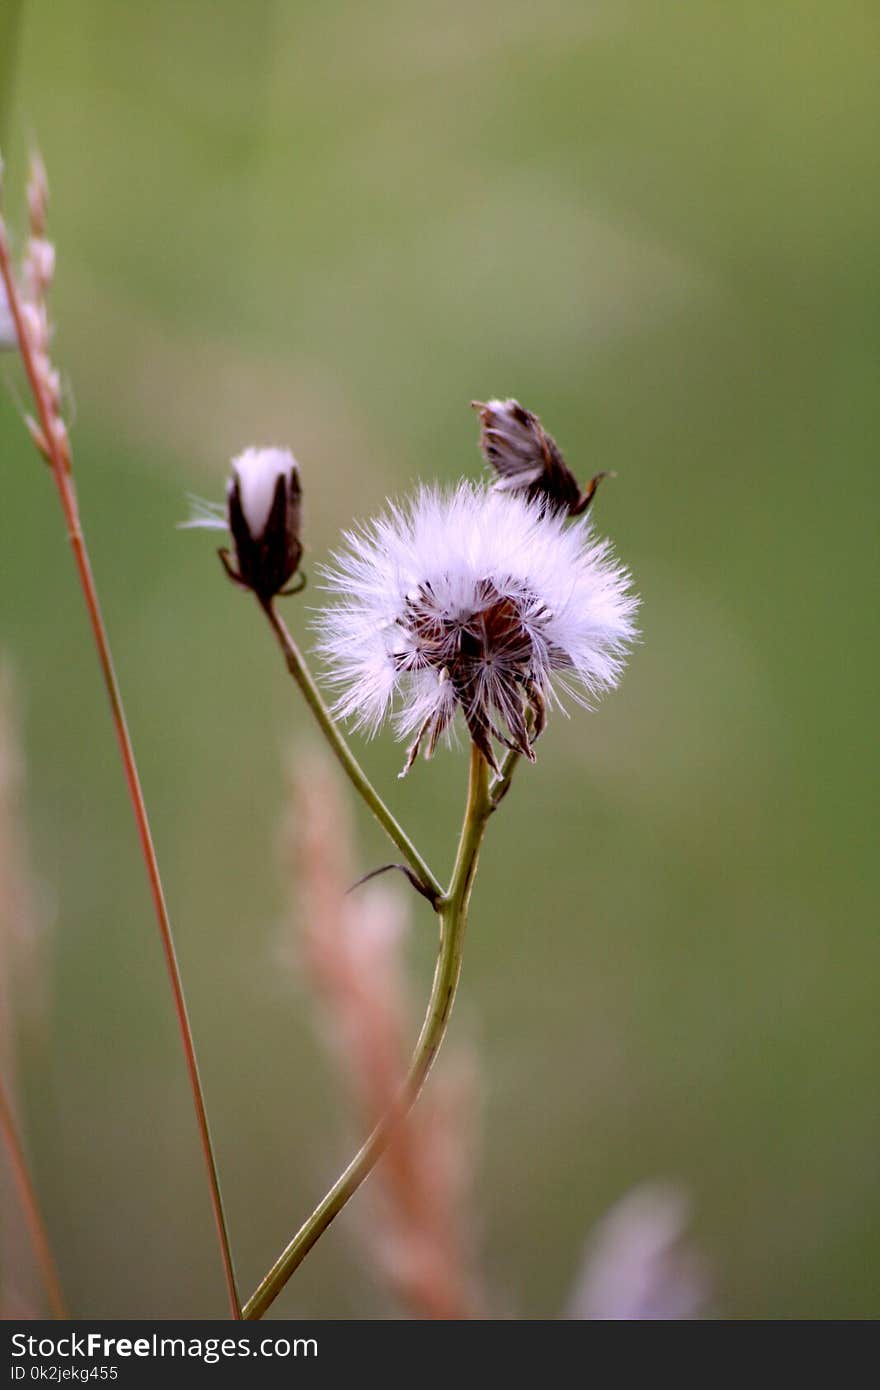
[[315, 482, 639, 768], [229, 446, 299, 540]]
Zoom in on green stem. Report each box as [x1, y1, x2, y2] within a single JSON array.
[[243, 744, 492, 1320], [259, 598, 443, 905]]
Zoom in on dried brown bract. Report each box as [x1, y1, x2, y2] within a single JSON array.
[[472, 397, 610, 516]]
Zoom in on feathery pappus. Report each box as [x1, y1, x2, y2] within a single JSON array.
[[315, 483, 638, 776]]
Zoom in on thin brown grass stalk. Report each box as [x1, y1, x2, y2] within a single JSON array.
[[285, 752, 481, 1319], [0, 154, 240, 1316]]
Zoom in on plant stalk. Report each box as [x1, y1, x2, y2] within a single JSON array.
[[490, 745, 521, 808], [0, 225, 241, 1318], [259, 598, 443, 906], [243, 743, 491, 1319], [0, 1072, 68, 1319]]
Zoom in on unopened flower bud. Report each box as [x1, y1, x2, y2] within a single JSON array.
[[225, 447, 303, 601]]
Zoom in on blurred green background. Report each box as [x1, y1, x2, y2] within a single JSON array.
[[1, 0, 878, 1319]]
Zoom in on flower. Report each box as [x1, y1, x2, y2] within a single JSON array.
[[473, 397, 610, 516], [316, 483, 638, 775], [182, 447, 304, 601], [565, 1183, 708, 1321]]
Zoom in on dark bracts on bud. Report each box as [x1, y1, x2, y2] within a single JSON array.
[[223, 469, 304, 602], [472, 398, 609, 517]]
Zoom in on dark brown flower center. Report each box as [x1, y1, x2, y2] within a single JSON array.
[[396, 579, 544, 774]]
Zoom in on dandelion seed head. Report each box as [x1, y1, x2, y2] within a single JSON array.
[[316, 483, 639, 771]]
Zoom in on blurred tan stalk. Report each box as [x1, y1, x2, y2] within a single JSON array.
[[0, 664, 65, 1319], [285, 751, 481, 1319]]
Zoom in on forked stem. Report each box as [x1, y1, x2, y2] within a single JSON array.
[[0, 223, 241, 1318], [258, 598, 443, 906], [0, 1073, 68, 1319], [243, 744, 492, 1319], [490, 744, 521, 808]]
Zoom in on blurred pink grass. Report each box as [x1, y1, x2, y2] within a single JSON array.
[[0, 662, 63, 1319], [284, 751, 482, 1319]]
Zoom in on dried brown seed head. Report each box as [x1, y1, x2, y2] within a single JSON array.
[[472, 397, 610, 516]]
